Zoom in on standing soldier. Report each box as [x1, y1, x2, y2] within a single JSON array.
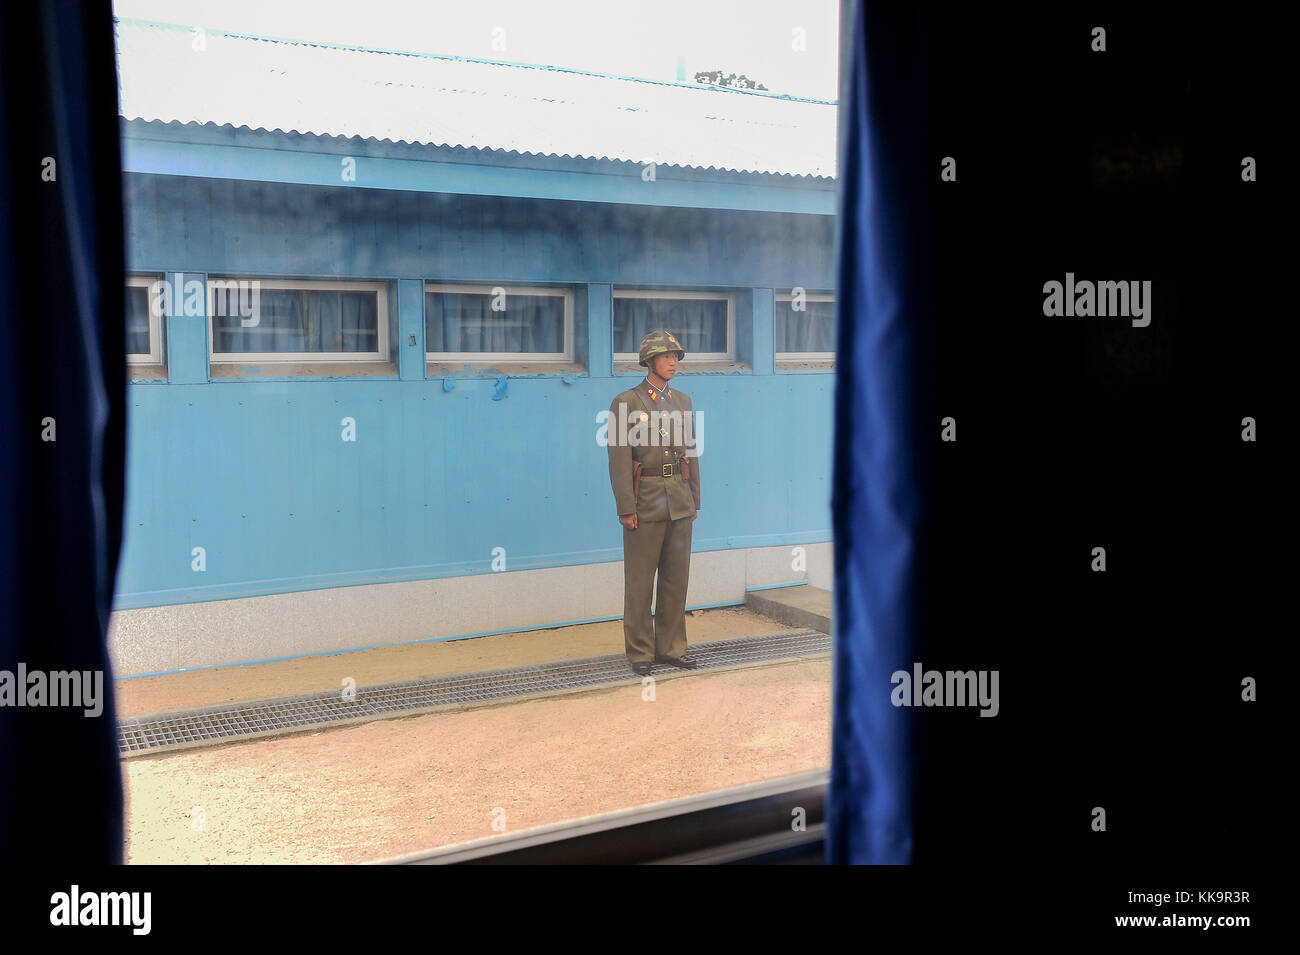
[[607, 329, 701, 676]]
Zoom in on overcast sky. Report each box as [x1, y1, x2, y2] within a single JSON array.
[[112, 0, 839, 100]]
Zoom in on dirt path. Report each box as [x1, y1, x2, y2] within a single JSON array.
[[123, 656, 831, 864]]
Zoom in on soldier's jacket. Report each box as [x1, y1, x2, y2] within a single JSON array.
[[607, 379, 701, 522]]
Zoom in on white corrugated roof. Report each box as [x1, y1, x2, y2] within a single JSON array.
[[114, 19, 837, 179]]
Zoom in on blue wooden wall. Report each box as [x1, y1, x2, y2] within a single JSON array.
[[115, 174, 835, 609]]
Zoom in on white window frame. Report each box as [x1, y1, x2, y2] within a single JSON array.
[[125, 275, 165, 366], [208, 278, 389, 364], [775, 291, 835, 361], [424, 282, 573, 362], [612, 289, 734, 362]]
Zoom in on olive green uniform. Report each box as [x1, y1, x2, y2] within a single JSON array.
[[607, 367, 701, 665]]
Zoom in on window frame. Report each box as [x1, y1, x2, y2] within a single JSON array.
[[774, 291, 836, 361], [424, 282, 574, 363], [612, 288, 734, 363], [207, 277, 389, 364], [125, 274, 166, 366]]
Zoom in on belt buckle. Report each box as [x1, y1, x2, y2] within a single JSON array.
[[662, 464, 673, 477]]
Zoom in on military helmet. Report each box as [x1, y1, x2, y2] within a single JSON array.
[[638, 329, 686, 367]]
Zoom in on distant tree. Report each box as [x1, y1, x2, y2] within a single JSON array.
[[693, 69, 769, 91]]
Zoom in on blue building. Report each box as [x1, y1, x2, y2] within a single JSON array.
[[110, 20, 839, 675]]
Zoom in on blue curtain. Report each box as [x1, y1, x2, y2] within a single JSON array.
[[827, 1, 934, 864], [0, 0, 126, 862]]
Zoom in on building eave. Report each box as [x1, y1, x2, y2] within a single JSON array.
[[120, 118, 837, 215]]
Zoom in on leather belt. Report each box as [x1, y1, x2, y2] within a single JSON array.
[[646, 463, 680, 477]]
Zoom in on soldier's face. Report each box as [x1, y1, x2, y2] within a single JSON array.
[[652, 353, 678, 379]]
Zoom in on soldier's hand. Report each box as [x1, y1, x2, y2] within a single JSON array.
[[691, 510, 697, 522], [619, 513, 638, 530]]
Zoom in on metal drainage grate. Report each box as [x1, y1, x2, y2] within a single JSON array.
[[117, 629, 831, 758]]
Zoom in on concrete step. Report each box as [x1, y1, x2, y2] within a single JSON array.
[[745, 585, 832, 634]]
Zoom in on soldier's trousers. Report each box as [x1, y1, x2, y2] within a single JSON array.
[[622, 515, 693, 663]]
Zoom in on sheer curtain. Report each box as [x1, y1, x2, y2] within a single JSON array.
[[124, 284, 151, 354], [612, 297, 727, 354], [426, 291, 564, 354], [777, 300, 835, 351], [213, 288, 377, 353]]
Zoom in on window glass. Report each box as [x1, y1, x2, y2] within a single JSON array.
[[614, 295, 728, 357], [124, 283, 153, 356], [426, 289, 566, 355], [776, 297, 835, 353], [211, 286, 379, 356]]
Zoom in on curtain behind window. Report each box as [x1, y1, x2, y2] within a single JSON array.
[[426, 291, 564, 354], [613, 297, 727, 354], [212, 288, 377, 353], [777, 299, 835, 352], [124, 284, 151, 354]]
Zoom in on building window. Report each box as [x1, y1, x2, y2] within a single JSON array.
[[125, 275, 165, 365], [775, 292, 835, 360], [208, 279, 387, 363], [613, 290, 732, 362], [425, 283, 572, 361]]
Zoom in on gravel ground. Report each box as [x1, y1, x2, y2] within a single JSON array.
[[123, 655, 831, 864]]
